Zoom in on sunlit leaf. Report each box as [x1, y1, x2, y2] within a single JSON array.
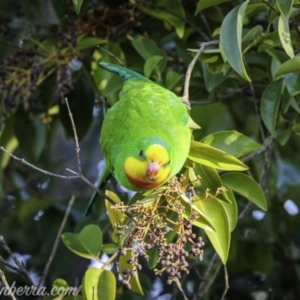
[[195, 198, 230, 264], [188, 141, 248, 171], [221, 173, 268, 211], [278, 15, 294, 58], [61, 225, 102, 259], [220, 0, 251, 81], [219, 186, 238, 232], [98, 270, 116, 300], [193, 164, 231, 203], [105, 190, 125, 226], [260, 79, 283, 135], [76, 37, 107, 51], [201, 130, 262, 158], [82, 268, 103, 300], [275, 56, 300, 78], [119, 250, 144, 295]]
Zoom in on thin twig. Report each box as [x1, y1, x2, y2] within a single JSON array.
[[96, 45, 124, 65], [183, 40, 219, 103], [39, 195, 75, 287], [0, 236, 36, 287], [174, 277, 188, 300], [0, 147, 79, 180], [65, 98, 82, 175], [101, 252, 118, 269], [0, 269, 17, 300], [220, 265, 229, 300]]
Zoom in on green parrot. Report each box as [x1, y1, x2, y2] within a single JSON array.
[[85, 62, 192, 215]]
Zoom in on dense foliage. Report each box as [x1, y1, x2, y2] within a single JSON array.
[[1, 0, 300, 299]]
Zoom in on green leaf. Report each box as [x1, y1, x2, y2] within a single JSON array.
[[284, 73, 300, 96], [61, 225, 102, 259], [131, 37, 167, 73], [275, 56, 300, 78], [98, 270, 116, 300], [188, 141, 248, 171], [60, 76, 94, 140], [105, 190, 125, 226], [76, 37, 107, 51], [193, 164, 231, 203], [198, 198, 230, 264], [72, 0, 83, 14], [221, 173, 268, 211], [220, 0, 251, 81], [82, 268, 103, 300], [219, 187, 238, 232], [137, 0, 185, 38], [278, 129, 292, 146], [260, 79, 283, 135], [119, 250, 144, 295], [201, 130, 262, 158], [278, 15, 294, 58], [15, 110, 46, 163], [277, 0, 293, 18], [102, 244, 118, 254], [195, 0, 230, 14], [201, 62, 227, 92], [165, 70, 183, 91], [144, 56, 163, 78]]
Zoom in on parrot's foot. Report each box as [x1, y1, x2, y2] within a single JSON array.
[[179, 97, 191, 110]]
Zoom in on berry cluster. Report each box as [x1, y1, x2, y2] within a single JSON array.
[[114, 177, 205, 288]]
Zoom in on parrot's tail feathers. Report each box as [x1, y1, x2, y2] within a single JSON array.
[[99, 62, 150, 82]]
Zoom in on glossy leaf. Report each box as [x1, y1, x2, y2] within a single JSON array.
[[144, 56, 163, 78], [277, 0, 293, 18], [188, 141, 248, 171], [76, 37, 107, 51], [275, 56, 300, 77], [278, 15, 294, 58], [220, 0, 251, 81], [102, 243, 118, 254], [196, 198, 230, 264], [61, 225, 102, 259], [72, 0, 83, 14], [98, 270, 116, 300], [193, 164, 231, 203], [219, 186, 238, 232], [180, 192, 215, 232], [202, 62, 226, 92], [201, 130, 262, 158], [137, 0, 185, 38], [195, 0, 230, 14], [105, 190, 125, 226], [278, 129, 292, 146], [119, 250, 144, 295], [221, 173, 268, 211], [260, 79, 283, 135], [284, 73, 300, 96], [82, 268, 103, 300], [165, 70, 183, 91], [131, 37, 167, 72]]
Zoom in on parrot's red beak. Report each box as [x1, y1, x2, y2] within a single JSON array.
[[146, 161, 160, 182]]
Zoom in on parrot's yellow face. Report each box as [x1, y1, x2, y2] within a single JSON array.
[[124, 144, 171, 189]]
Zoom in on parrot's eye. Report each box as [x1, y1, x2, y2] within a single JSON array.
[[139, 150, 144, 157]]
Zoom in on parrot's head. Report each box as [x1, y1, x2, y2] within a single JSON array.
[[123, 138, 171, 190]]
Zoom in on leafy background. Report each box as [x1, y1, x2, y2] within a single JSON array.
[[1, 0, 300, 299]]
